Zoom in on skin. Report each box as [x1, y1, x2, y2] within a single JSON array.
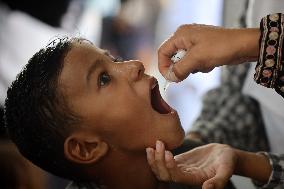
[[58, 41, 185, 189], [173, 25, 261, 142], [158, 24, 260, 81], [147, 142, 272, 189], [182, 25, 259, 143], [0, 140, 47, 189], [147, 24, 271, 189]]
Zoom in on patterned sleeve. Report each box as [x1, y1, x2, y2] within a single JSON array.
[[253, 152, 284, 189], [254, 13, 284, 98]]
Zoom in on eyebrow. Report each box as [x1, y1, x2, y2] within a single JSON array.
[[86, 59, 104, 84]]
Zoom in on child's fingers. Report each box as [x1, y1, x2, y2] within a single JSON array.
[[154, 140, 171, 181], [165, 150, 175, 169]]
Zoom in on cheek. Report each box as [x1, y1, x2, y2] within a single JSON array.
[[96, 89, 184, 151], [95, 101, 154, 150], [100, 104, 153, 150]]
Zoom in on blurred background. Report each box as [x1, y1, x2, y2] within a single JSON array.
[[0, 0, 257, 188]]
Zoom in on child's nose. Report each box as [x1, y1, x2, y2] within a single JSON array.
[[119, 60, 145, 82]]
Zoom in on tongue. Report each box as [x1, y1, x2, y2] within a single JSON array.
[[151, 85, 171, 114]]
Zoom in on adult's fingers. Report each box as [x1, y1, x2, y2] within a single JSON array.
[[202, 164, 233, 189], [164, 150, 190, 183], [158, 35, 187, 80], [172, 48, 201, 81], [165, 150, 175, 169], [202, 176, 227, 189], [154, 140, 171, 181], [158, 38, 179, 79], [146, 147, 160, 177], [165, 154, 201, 185]]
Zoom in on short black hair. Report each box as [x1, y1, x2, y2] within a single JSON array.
[[4, 37, 85, 181]]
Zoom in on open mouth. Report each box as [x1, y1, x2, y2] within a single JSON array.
[[150, 79, 172, 114]]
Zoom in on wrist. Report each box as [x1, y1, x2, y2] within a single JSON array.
[[234, 28, 260, 63], [234, 149, 271, 183]]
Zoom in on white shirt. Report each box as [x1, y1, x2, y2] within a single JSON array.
[[242, 0, 284, 153]]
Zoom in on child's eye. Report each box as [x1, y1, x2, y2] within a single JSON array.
[[98, 72, 111, 87]]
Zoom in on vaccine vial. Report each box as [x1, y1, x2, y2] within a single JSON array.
[[164, 49, 186, 91]]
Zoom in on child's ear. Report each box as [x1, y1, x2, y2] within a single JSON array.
[[64, 132, 108, 164]]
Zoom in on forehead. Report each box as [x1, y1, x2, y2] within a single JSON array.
[[58, 42, 104, 95], [62, 41, 107, 74], [67, 42, 104, 59]]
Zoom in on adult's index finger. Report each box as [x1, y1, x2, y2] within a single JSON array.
[[157, 37, 180, 78]]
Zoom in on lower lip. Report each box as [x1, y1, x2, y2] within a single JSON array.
[[158, 108, 178, 117]]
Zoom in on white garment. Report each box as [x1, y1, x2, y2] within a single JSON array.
[[0, 4, 68, 105], [242, 0, 284, 153], [243, 63, 284, 153], [153, 0, 223, 131]]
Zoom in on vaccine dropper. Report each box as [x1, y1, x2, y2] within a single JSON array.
[[164, 49, 186, 91]]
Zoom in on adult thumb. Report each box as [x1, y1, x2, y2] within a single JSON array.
[[202, 176, 227, 189]]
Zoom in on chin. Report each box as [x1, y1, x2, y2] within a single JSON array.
[[165, 126, 185, 150]]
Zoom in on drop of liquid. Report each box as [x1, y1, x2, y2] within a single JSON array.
[[164, 80, 171, 91]]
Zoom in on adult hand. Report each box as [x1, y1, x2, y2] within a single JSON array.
[[158, 24, 259, 81], [146, 141, 237, 189]]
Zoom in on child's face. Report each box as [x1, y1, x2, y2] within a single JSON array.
[[59, 42, 184, 151]]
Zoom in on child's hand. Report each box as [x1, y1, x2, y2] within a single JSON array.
[[146, 141, 237, 189]]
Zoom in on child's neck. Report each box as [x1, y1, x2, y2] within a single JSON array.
[[92, 149, 171, 189]]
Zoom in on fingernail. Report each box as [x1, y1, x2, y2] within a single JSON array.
[[146, 148, 152, 159], [156, 140, 163, 152], [146, 147, 151, 154]]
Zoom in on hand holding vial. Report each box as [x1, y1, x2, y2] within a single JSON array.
[[158, 24, 260, 82], [164, 49, 186, 91]]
